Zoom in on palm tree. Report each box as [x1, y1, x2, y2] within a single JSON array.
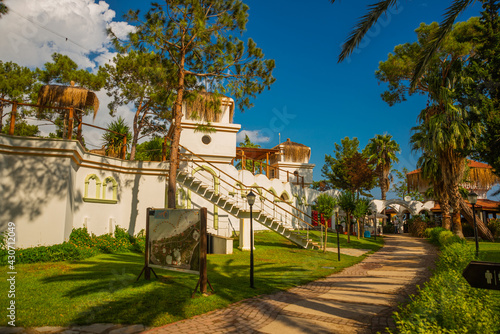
[[330, 0, 476, 89], [413, 151, 452, 229], [364, 134, 400, 201], [102, 117, 132, 158], [410, 74, 482, 237], [337, 190, 357, 243]]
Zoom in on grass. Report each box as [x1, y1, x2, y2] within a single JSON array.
[[475, 240, 500, 263], [467, 240, 500, 316], [0, 231, 383, 327], [297, 229, 384, 251]]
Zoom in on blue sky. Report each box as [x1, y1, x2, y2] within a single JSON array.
[[1, 0, 490, 198]]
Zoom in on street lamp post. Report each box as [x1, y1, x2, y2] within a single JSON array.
[[334, 206, 340, 262], [468, 191, 479, 258], [247, 190, 256, 288]]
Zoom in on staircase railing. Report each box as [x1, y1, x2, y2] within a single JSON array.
[[177, 144, 323, 232], [234, 154, 305, 187]]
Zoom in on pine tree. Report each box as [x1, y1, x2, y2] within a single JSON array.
[[123, 0, 275, 208]]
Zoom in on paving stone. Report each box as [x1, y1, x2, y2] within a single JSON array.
[[0, 327, 25, 334], [34, 327, 68, 333], [69, 324, 116, 333], [108, 325, 145, 334], [137, 235, 438, 334]]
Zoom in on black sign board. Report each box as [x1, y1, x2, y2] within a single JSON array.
[[462, 261, 500, 291]]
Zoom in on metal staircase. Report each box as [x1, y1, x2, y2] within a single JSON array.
[[176, 169, 321, 250]]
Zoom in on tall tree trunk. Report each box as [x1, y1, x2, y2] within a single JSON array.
[[441, 199, 452, 230], [449, 183, 464, 238], [0, 102, 3, 132], [130, 109, 140, 161], [130, 131, 139, 161], [459, 198, 494, 241], [346, 210, 351, 243], [356, 219, 360, 240], [168, 57, 186, 209], [380, 168, 387, 230]]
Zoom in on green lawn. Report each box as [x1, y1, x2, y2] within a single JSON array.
[[0, 231, 383, 327], [475, 240, 500, 262], [297, 229, 384, 251], [469, 240, 500, 315]]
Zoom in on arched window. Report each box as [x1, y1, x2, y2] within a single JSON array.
[[83, 174, 118, 204], [84, 174, 101, 200]]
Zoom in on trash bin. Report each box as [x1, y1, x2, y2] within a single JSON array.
[[364, 230, 371, 238]]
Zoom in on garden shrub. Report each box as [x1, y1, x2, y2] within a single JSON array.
[[130, 229, 145, 253], [424, 228, 434, 239], [391, 242, 499, 333], [429, 227, 447, 245], [436, 242, 475, 273], [0, 227, 145, 265], [14, 243, 96, 264], [383, 222, 395, 234], [393, 269, 499, 334], [438, 230, 456, 247], [408, 216, 429, 238], [69, 227, 94, 248], [487, 218, 500, 238]]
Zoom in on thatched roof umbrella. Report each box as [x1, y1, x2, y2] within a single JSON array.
[[274, 138, 311, 163], [37, 81, 99, 141], [183, 90, 234, 123], [407, 159, 500, 193], [37, 82, 99, 118]]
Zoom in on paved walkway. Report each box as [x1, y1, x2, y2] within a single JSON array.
[[146, 234, 437, 334], [2, 234, 436, 334]]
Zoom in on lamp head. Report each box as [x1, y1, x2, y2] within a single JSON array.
[[247, 190, 256, 206], [468, 191, 478, 205]]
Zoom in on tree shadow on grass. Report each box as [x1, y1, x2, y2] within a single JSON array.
[[38, 252, 312, 326]]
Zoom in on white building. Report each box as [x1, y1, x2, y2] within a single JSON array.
[[0, 94, 326, 250]]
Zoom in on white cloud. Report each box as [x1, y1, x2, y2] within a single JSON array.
[[0, 0, 134, 70], [0, 0, 157, 152], [0, 0, 139, 147], [80, 89, 136, 150], [237, 130, 271, 144]]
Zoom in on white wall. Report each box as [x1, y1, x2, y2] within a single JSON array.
[[0, 135, 168, 248]]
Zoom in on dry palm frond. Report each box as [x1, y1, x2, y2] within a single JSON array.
[[37, 84, 99, 118], [465, 166, 500, 189], [184, 91, 234, 123], [408, 160, 500, 192], [407, 170, 430, 191], [280, 139, 310, 162]]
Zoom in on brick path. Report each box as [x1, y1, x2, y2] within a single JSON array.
[[146, 234, 437, 334]]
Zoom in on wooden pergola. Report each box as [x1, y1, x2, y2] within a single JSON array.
[[235, 147, 280, 175]]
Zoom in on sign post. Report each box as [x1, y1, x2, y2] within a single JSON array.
[[462, 261, 500, 291]]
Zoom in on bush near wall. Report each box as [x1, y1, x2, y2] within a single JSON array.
[[488, 218, 500, 239], [0, 227, 145, 265], [408, 216, 430, 238], [390, 227, 500, 333]]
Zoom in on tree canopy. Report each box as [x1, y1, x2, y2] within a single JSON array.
[[0, 61, 38, 131], [123, 0, 276, 208], [321, 137, 376, 196], [104, 50, 174, 160], [364, 134, 400, 200]]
